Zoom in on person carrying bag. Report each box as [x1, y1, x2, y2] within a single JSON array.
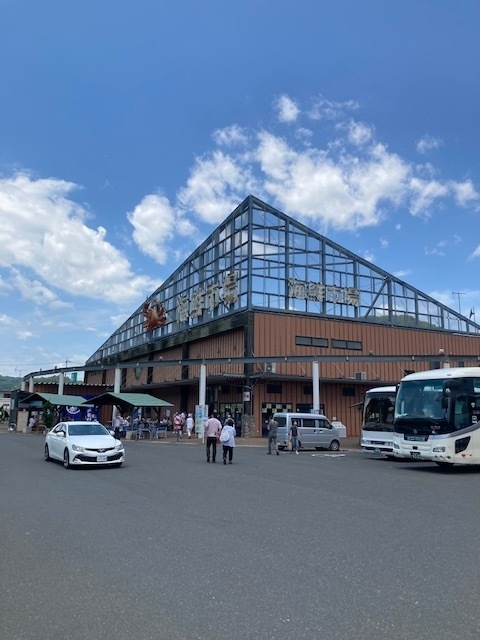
[[220, 418, 236, 464]]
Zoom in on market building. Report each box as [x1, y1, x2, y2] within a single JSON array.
[[83, 195, 480, 437]]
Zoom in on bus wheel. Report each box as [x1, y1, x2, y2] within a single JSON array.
[[435, 461, 454, 470]]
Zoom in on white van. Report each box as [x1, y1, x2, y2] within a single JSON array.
[[273, 413, 341, 452]]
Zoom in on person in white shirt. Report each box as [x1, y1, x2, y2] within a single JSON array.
[[204, 411, 222, 462], [220, 418, 236, 464], [185, 413, 194, 439]]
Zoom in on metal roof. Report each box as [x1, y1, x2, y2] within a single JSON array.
[[84, 392, 173, 408], [23, 392, 93, 407]]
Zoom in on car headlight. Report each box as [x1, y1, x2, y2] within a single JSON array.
[[115, 444, 124, 452], [394, 443, 400, 449], [433, 446, 446, 453], [72, 444, 85, 452]]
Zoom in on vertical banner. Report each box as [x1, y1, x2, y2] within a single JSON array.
[[195, 404, 207, 441]]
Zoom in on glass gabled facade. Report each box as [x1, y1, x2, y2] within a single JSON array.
[[87, 195, 480, 364]]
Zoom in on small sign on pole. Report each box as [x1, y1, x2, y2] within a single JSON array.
[[243, 391, 250, 402]]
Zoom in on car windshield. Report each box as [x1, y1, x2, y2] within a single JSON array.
[[68, 424, 108, 436]]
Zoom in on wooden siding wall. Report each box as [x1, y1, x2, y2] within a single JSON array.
[[82, 312, 480, 437], [254, 312, 480, 382], [252, 380, 368, 438], [185, 329, 245, 380]]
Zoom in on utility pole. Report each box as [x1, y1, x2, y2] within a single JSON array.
[[452, 291, 466, 316]]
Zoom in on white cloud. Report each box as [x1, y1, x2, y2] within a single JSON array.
[[409, 177, 449, 215], [295, 127, 313, 141], [157, 111, 480, 237], [256, 136, 410, 230], [275, 95, 300, 123], [416, 135, 443, 154], [425, 240, 447, 256], [427, 289, 453, 306], [178, 150, 257, 223], [449, 179, 479, 207], [363, 250, 375, 263], [393, 269, 411, 278], [127, 193, 196, 264], [346, 120, 373, 146], [380, 238, 389, 249], [212, 125, 249, 147], [308, 96, 359, 121], [0, 172, 159, 304], [17, 330, 34, 340], [0, 314, 13, 326]]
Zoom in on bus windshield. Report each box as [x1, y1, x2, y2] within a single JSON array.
[[395, 379, 445, 420], [363, 391, 396, 432]]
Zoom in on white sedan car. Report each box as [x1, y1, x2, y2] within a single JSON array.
[[44, 421, 125, 469]]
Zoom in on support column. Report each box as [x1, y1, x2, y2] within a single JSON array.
[[113, 367, 121, 424], [58, 372, 65, 395], [312, 361, 320, 413], [198, 364, 207, 442], [114, 367, 121, 392], [199, 364, 206, 408]]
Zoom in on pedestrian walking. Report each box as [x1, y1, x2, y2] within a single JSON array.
[[267, 416, 279, 455], [186, 413, 194, 439], [112, 414, 122, 439], [205, 411, 222, 462], [289, 419, 300, 454], [173, 412, 183, 442], [220, 418, 236, 464]]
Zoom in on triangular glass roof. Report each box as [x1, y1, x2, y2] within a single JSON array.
[[87, 195, 480, 363]]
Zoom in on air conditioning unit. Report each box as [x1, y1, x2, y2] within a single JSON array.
[[355, 371, 367, 381], [265, 363, 277, 373]]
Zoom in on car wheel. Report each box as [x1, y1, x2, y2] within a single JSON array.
[[63, 449, 70, 469], [329, 439, 340, 451], [44, 444, 51, 461]]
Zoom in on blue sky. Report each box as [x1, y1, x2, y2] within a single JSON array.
[[1, 0, 479, 377]]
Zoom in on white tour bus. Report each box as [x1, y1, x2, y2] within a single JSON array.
[[360, 386, 396, 456], [393, 367, 480, 468]]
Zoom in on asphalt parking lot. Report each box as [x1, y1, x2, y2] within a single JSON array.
[[1, 431, 480, 640]]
